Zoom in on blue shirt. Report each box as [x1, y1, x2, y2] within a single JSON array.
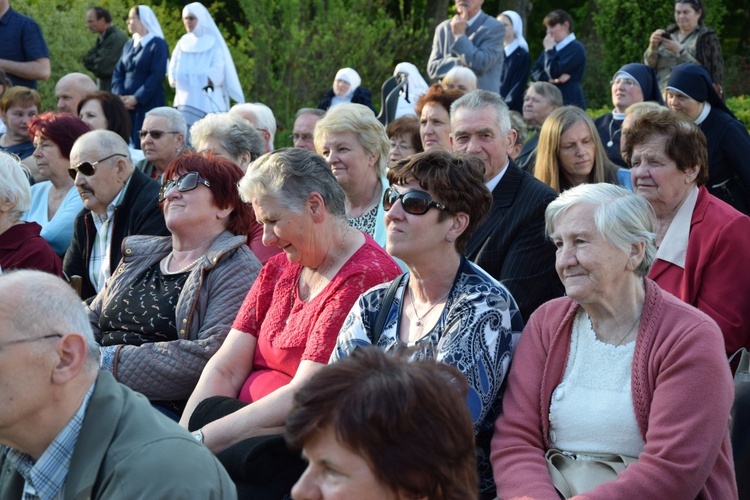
[[0, 7, 49, 88]]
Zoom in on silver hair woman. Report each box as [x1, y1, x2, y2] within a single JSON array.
[[492, 182, 736, 498], [314, 104, 391, 247], [0, 151, 62, 276], [179, 148, 400, 497]]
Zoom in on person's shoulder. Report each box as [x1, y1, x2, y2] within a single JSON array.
[[513, 164, 558, 200], [593, 112, 611, 128], [357, 235, 400, 268], [702, 190, 750, 227], [479, 11, 504, 29]]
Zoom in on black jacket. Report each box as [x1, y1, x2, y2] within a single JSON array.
[[317, 87, 376, 113]]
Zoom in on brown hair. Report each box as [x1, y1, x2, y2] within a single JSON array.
[[0, 86, 41, 114], [286, 347, 478, 500], [622, 108, 708, 186], [415, 83, 464, 117], [388, 149, 492, 255], [543, 9, 574, 30], [386, 115, 423, 153]]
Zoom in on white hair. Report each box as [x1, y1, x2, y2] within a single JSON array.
[[0, 151, 31, 218], [230, 103, 277, 150]]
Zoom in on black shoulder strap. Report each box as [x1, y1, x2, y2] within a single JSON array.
[[370, 273, 405, 343]]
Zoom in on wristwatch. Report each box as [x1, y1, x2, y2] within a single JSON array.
[[192, 428, 204, 444]]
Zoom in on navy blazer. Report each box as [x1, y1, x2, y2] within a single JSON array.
[[466, 161, 563, 321], [112, 38, 168, 148], [500, 46, 531, 113], [531, 39, 586, 109], [427, 11, 505, 93]]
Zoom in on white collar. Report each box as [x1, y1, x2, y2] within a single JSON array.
[[466, 9, 482, 27], [504, 39, 520, 57], [656, 185, 699, 268], [485, 160, 509, 193], [555, 33, 576, 51], [695, 101, 711, 125]]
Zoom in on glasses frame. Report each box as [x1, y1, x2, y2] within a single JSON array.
[[383, 187, 447, 215], [138, 129, 181, 140], [0, 333, 62, 351], [68, 153, 127, 180], [160, 171, 212, 202]]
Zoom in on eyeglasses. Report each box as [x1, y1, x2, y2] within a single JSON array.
[[0, 333, 62, 351], [383, 187, 447, 215], [289, 133, 313, 143], [159, 171, 211, 201], [69, 153, 127, 179], [389, 141, 414, 153], [610, 78, 638, 88], [139, 129, 180, 140]]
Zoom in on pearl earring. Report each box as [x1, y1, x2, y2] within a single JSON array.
[[446, 236, 454, 243]]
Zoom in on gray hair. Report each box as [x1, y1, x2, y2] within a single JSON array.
[[313, 103, 389, 177], [0, 270, 100, 369], [189, 113, 265, 166], [230, 103, 277, 150], [295, 108, 325, 120], [0, 151, 31, 218], [145, 106, 188, 138], [451, 89, 511, 136], [545, 183, 657, 278], [239, 148, 346, 218], [442, 66, 478, 90], [509, 110, 528, 146], [527, 82, 564, 109], [72, 130, 134, 172]]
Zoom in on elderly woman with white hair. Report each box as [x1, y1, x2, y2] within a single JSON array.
[[169, 2, 244, 125], [190, 112, 278, 264], [317, 68, 376, 113], [314, 103, 390, 246], [492, 183, 737, 499], [0, 151, 62, 276], [441, 66, 478, 93], [498, 10, 531, 113]]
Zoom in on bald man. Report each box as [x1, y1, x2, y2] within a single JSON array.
[[63, 130, 168, 300], [55, 72, 97, 113], [0, 270, 236, 499]]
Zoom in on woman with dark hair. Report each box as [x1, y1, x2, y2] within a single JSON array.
[[331, 149, 523, 498], [179, 149, 400, 497], [416, 83, 463, 151], [87, 152, 262, 416], [78, 91, 144, 163], [386, 115, 422, 167], [22, 113, 90, 255], [531, 10, 586, 109], [288, 347, 478, 500], [645, 0, 724, 97], [665, 63, 750, 214], [534, 106, 629, 192], [112, 5, 168, 149]]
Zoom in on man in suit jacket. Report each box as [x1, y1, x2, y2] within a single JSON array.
[[0, 270, 236, 499], [427, 0, 505, 93], [451, 90, 563, 321], [63, 130, 168, 300]]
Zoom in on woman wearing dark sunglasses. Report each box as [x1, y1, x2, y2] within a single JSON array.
[[330, 149, 524, 498], [86, 152, 262, 418]]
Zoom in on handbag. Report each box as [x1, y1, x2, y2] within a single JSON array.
[[545, 448, 638, 498], [369, 273, 405, 343], [729, 347, 750, 386]]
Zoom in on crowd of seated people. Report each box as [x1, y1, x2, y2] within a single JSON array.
[[1, 1, 747, 498]]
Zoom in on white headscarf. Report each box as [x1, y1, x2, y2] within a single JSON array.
[[177, 2, 244, 104], [501, 10, 529, 55], [334, 68, 361, 100], [135, 5, 164, 48], [393, 62, 429, 118]]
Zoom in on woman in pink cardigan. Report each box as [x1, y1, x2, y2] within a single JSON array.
[[491, 183, 736, 499]]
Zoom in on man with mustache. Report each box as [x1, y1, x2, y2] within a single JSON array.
[[427, 0, 505, 93], [63, 130, 168, 300]]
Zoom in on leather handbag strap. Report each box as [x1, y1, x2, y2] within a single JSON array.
[[370, 273, 405, 344]]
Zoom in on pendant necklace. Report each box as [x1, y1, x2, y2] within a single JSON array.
[[408, 286, 450, 327]]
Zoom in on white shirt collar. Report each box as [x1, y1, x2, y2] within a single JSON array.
[[466, 9, 482, 27], [656, 185, 699, 268], [504, 38, 520, 57], [695, 101, 711, 125], [555, 33, 576, 51], [485, 160, 509, 193]]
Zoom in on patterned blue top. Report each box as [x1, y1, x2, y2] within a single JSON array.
[[331, 257, 524, 495]]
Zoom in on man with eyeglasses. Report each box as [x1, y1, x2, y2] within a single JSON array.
[[593, 63, 664, 168], [290, 108, 324, 152], [451, 90, 562, 322], [63, 130, 168, 300], [135, 107, 188, 180], [0, 270, 237, 499]]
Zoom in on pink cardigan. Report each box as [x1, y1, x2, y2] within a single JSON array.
[[491, 279, 737, 499]]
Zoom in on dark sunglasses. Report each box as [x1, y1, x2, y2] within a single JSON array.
[[68, 153, 127, 179], [160, 171, 211, 201], [139, 129, 180, 140], [383, 187, 447, 215]]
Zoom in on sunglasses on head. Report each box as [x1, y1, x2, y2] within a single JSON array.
[[139, 129, 180, 140], [159, 171, 211, 201], [383, 187, 447, 215], [68, 153, 127, 179]]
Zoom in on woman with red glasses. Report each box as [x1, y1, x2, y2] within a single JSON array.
[[330, 148, 524, 499], [86, 152, 262, 418]]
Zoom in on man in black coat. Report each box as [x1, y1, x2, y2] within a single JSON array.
[[451, 90, 563, 322], [64, 130, 168, 300]]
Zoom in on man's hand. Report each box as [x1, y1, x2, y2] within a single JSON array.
[[450, 15, 468, 37]]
